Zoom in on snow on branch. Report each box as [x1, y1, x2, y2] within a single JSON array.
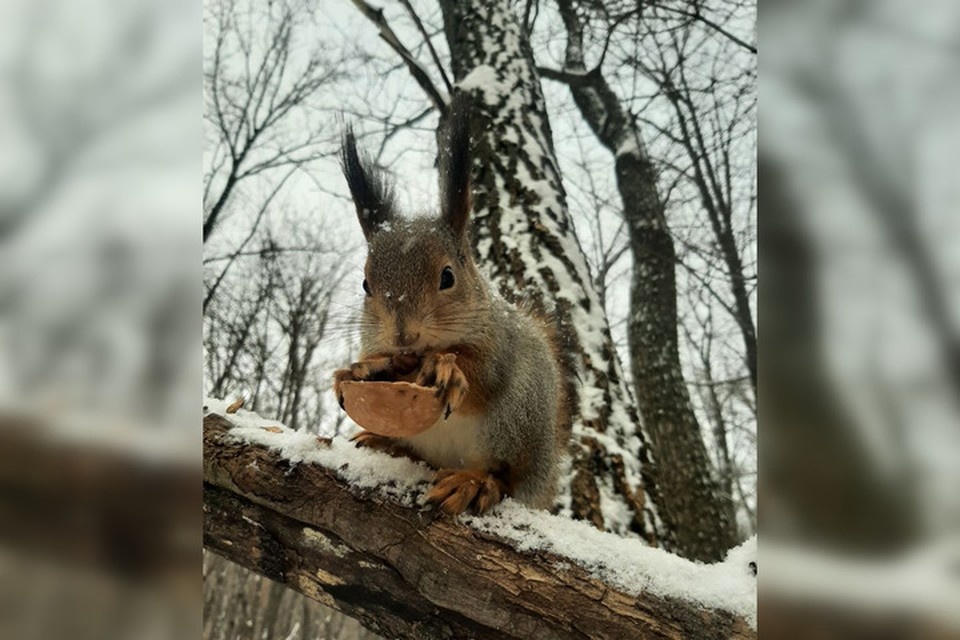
[[202, 403, 757, 639]]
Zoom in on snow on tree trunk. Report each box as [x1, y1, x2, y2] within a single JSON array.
[[550, 0, 739, 562], [438, 0, 662, 541]]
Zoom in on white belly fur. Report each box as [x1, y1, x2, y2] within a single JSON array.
[[402, 412, 486, 470]]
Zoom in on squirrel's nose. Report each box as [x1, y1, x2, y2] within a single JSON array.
[[395, 331, 420, 347]]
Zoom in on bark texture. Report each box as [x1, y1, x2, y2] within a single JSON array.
[[438, 0, 660, 541], [543, 0, 739, 562], [203, 551, 379, 640], [203, 414, 756, 640]]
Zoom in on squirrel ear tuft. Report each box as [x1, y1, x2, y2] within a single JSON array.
[[341, 127, 397, 240], [439, 93, 472, 244]]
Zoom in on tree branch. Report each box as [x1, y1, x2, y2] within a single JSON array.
[[349, 0, 447, 112], [656, 5, 757, 55], [398, 0, 453, 95], [202, 164, 300, 313], [203, 413, 756, 640], [0, 413, 197, 579]]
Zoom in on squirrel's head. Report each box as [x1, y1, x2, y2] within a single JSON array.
[[340, 95, 486, 354]]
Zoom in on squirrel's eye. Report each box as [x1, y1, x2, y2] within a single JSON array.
[[439, 266, 455, 290], [362, 279, 371, 296]]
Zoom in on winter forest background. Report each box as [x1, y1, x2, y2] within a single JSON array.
[[1, 0, 957, 636], [202, 0, 755, 636]]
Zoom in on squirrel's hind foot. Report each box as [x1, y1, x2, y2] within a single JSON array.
[[425, 468, 505, 515]]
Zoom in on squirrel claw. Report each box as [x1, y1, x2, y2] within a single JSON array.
[[351, 431, 401, 457], [428, 352, 468, 415], [425, 469, 504, 515]]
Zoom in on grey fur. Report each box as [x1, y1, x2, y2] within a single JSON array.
[[472, 296, 561, 507]]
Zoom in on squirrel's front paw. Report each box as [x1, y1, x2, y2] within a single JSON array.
[[417, 353, 468, 419], [332, 367, 354, 408], [425, 469, 503, 515], [351, 431, 405, 457], [333, 361, 379, 408], [334, 354, 414, 407]]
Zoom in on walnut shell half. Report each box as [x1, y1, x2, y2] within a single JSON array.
[[339, 380, 443, 437]]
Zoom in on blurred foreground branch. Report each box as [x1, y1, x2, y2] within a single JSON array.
[[202, 415, 755, 640], [0, 414, 198, 580]]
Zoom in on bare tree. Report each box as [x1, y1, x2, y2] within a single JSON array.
[[202, 0, 344, 245], [638, 8, 758, 396], [202, 0, 360, 419], [204, 248, 279, 401], [274, 263, 349, 431], [204, 230, 351, 421], [535, 0, 743, 561], [681, 301, 756, 533]]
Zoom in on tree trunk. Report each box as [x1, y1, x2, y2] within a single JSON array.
[[203, 413, 757, 640], [543, 0, 739, 562], [438, 0, 661, 542]]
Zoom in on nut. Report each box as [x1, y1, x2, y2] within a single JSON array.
[[339, 380, 443, 437]]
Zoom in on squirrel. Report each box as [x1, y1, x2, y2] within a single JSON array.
[[333, 95, 571, 516]]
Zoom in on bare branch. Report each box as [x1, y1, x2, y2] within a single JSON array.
[[202, 164, 299, 313], [398, 0, 454, 95], [202, 0, 345, 243], [655, 4, 757, 54], [349, 0, 447, 111]]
